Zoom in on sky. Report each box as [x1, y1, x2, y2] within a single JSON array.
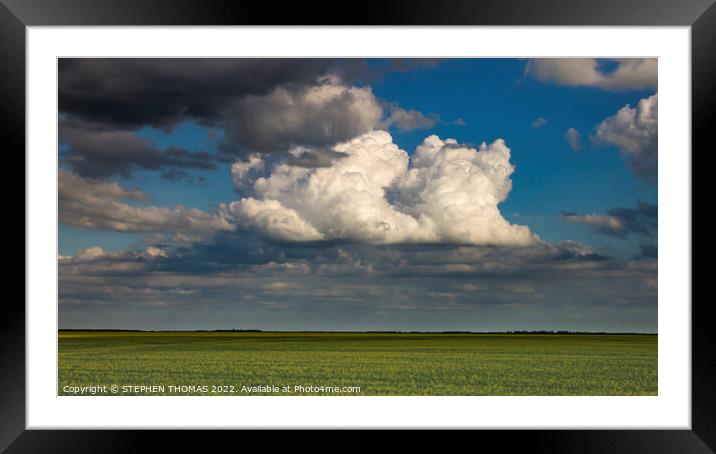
[[58, 58, 658, 332]]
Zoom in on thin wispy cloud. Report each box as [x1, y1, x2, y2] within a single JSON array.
[[532, 117, 548, 129], [565, 127, 582, 151]]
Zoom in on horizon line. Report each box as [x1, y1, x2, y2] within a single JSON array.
[[58, 329, 658, 335]]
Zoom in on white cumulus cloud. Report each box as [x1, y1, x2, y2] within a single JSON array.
[[143, 246, 168, 259], [221, 130, 538, 246], [525, 58, 657, 91], [593, 93, 658, 183]]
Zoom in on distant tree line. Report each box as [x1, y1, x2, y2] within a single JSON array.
[[59, 328, 656, 335]]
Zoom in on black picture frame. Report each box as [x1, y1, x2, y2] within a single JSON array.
[[3, 0, 710, 451]]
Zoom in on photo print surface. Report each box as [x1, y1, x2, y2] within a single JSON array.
[[58, 58, 658, 396]]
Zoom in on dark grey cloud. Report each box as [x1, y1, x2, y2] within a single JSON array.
[[57, 58, 440, 133], [59, 58, 352, 129], [561, 202, 657, 239], [63, 230, 614, 281], [607, 203, 658, 237], [59, 59, 441, 174], [160, 169, 208, 184], [638, 244, 658, 259], [58, 59, 367, 179], [219, 79, 383, 154], [385, 59, 443, 73], [87, 230, 615, 283], [59, 232, 657, 331], [60, 118, 216, 179]]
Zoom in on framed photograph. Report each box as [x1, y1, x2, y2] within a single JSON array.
[[5, 0, 710, 450]]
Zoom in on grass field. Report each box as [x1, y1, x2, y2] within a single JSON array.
[[58, 331, 657, 396]]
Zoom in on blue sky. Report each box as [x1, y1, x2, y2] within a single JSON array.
[[371, 59, 656, 253], [58, 58, 658, 331]]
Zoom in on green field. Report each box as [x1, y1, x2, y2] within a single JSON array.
[[58, 331, 657, 396]]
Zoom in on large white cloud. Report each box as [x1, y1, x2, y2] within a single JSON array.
[[222, 130, 538, 246], [525, 58, 657, 91], [593, 93, 658, 183], [394, 135, 536, 245]]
